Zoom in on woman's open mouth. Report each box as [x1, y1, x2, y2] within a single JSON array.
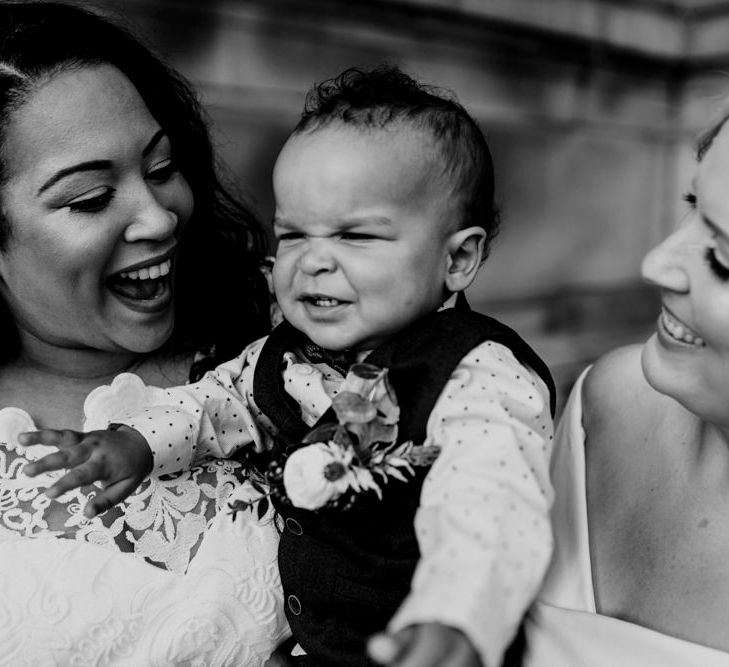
[[107, 258, 172, 302], [659, 307, 705, 347]]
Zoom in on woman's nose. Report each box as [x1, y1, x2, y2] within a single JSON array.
[[298, 239, 336, 274], [641, 228, 690, 293], [124, 188, 178, 243]]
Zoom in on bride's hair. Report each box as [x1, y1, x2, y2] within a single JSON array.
[[0, 2, 270, 363]]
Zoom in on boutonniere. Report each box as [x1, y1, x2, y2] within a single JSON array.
[[231, 363, 440, 517]]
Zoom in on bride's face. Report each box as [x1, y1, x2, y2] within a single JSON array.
[[641, 121, 729, 425], [0, 64, 194, 355]]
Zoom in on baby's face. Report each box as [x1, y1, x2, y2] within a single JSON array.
[[272, 124, 457, 352]]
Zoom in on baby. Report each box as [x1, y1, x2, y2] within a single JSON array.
[[23, 66, 556, 667]]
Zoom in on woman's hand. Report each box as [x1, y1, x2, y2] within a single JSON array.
[[368, 623, 483, 667], [18, 425, 153, 518]]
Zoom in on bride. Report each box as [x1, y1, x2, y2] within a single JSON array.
[[0, 3, 287, 664]]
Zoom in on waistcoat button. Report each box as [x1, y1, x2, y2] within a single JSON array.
[[287, 594, 302, 616], [285, 517, 303, 535]]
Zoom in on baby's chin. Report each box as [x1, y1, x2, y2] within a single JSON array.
[[287, 321, 357, 351], [308, 335, 366, 352], [285, 307, 389, 352], [299, 328, 375, 353]]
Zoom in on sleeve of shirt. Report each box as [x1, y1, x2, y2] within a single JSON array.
[[387, 340, 555, 667], [116, 338, 269, 475]]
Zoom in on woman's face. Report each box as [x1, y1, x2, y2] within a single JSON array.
[[641, 121, 729, 424], [0, 64, 194, 355]]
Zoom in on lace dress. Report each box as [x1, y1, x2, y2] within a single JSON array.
[[0, 373, 289, 666]]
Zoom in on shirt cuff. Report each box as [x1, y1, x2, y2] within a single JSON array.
[[388, 547, 548, 667], [389, 586, 513, 667], [116, 406, 196, 476]]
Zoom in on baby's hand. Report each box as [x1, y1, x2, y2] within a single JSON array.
[[18, 425, 153, 518], [367, 623, 482, 667]]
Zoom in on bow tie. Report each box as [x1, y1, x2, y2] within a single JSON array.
[[300, 339, 359, 377]]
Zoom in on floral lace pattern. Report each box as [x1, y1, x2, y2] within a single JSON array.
[[0, 375, 289, 665], [0, 374, 247, 574]]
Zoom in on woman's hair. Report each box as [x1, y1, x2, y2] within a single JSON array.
[[294, 65, 500, 259], [0, 1, 270, 364]]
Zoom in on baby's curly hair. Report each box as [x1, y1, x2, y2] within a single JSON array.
[[294, 65, 500, 257]]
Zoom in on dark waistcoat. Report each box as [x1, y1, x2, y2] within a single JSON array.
[[253, 297, 555, 667]]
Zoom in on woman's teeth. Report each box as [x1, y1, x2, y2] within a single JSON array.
[[661, 308, 705, 346], [118, 259, 171, 281], [108, 258, 171, 301]]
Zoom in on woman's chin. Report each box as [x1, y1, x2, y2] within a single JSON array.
[[106, 310, 175, 355], [104, 281, 175, 350], [640, 332, 657, 366], [641, 335, 707, 413], [640, 334, 674, 395]]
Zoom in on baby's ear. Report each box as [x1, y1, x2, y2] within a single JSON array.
[[444, 226, 486, 292]]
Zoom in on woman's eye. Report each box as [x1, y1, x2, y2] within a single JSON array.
[[705, 247, 729, 282], [147, 158, 178, 182], [66, 189, 115, 213]]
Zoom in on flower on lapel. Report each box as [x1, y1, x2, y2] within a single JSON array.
[[231, 363, 439, 515], [283, 442, 354, 510]]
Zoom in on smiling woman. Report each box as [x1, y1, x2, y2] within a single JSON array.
[[523, 110, 729, 665], [639, 124, 729, 425], [0, 2, 287, 665], [0, 65, 192, 357], [0, 12, 271, 376]]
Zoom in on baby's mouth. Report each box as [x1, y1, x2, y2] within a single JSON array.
[[107, 259, 172, 301], [301, 295, 346, 307]]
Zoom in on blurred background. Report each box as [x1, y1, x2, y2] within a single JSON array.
[[92, 0, 729, 411]]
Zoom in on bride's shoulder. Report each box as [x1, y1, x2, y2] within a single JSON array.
[[580, 345, 668, 463], [582, 345, 657, 421]]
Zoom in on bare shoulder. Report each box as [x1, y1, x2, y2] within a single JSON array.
[[581, 344, 666, 463], [583, 345, 654, 425]]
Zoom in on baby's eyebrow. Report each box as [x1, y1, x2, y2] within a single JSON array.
[[339, 215, 392, 227], [272, 216, 392, 229]]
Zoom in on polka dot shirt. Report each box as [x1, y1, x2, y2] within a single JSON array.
[[114, 335, 554, 667]]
